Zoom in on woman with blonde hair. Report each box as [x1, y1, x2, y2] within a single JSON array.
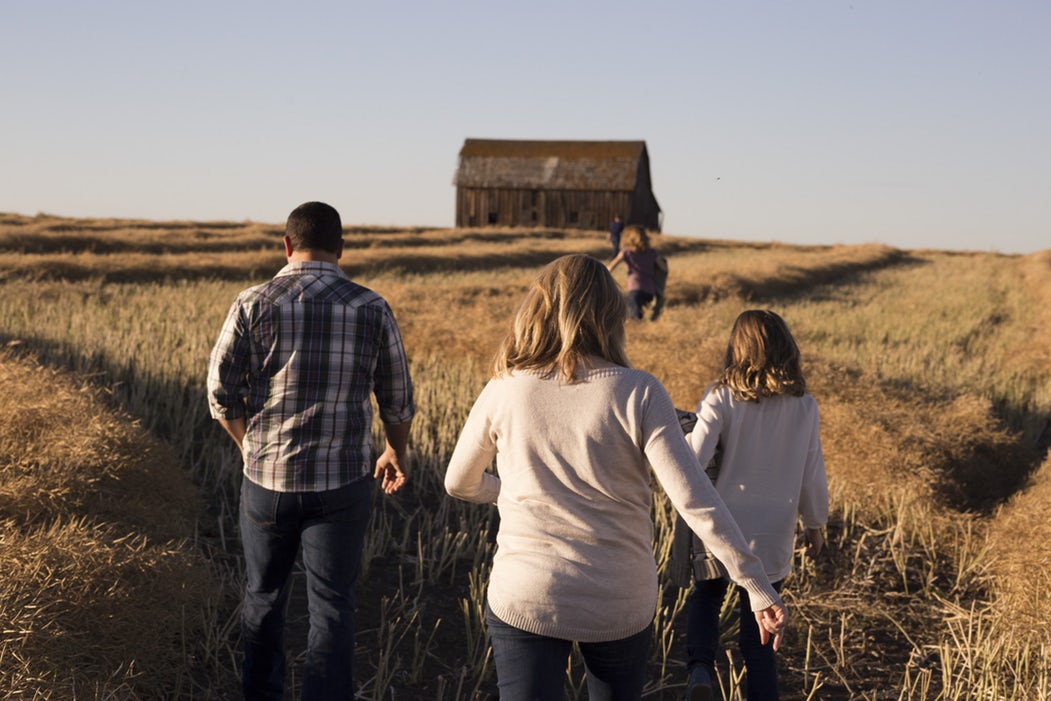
[[683, 309, 828, 700], [445, 255, 786, 701], [608, 225, 668, 320]]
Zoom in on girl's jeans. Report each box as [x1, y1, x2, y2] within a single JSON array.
[[485, 609, 652, 701], [686, 577, 785, 701], [627, 290, 654, 320]]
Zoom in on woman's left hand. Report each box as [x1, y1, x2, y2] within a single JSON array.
[[754, 604, 787, 651]]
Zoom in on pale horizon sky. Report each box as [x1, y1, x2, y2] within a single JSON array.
[[2, 1, 1048, 254]]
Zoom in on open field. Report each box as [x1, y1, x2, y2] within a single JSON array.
[[1, 212, 1048, 699]]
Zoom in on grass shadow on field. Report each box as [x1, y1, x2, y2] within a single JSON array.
[[669, 248, 920, 305], [872, 377, 1046, 515], [4, 213, 874, 291], [358, 235, 716, 276], [0, 218, 721, 284]]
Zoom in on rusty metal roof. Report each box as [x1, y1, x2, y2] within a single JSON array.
[[455, 139, 647, 191]]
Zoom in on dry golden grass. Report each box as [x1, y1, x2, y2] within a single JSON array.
[[980, 250, 1051, 650], [986, 453, 1051, 637], [1013, 250, 1051, 438], [0, 212, 1047, 699], [377, 239, 904, 384], [0, 348, 238, 699], [656, 242, 904, 304]]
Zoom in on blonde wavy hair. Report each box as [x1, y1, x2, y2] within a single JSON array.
[[492, 254, 630, 382], [621, 225, 651, 253], [719, 309, 806, 402]]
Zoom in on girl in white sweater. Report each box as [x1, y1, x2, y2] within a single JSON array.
[[445, 255, 786, 701], [684, 310, 829, 701]]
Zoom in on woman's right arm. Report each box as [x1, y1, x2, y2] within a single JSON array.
[[444, 389, 501, 504]]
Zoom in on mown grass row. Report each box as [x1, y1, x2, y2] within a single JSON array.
[[0, 349, 240, 698]]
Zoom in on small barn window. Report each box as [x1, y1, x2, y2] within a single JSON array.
[[568, 210, 579, 224], [488, 211, 498, 224]]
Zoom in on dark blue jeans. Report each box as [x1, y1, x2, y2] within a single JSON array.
[[485, 609, 652, 701], [239, 477, 372, 701], [627, 290, 654, 320], [685, 578, 784, 701]]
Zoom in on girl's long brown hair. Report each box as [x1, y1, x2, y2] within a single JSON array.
[[720, 309, 806, 402], [621, 225, 651, 253], [492, 254, 630, 382]]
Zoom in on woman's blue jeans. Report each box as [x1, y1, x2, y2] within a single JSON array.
[[685, 578, 784, 701], [485, 609, 652, 701], [239, 477, 372, 701]]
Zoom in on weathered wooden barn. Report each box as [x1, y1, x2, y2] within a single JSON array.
[[453, 139, 662, 231]]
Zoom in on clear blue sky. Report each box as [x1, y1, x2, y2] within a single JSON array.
[[2, 1, 1048, 253]]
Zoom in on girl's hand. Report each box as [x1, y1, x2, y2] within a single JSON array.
[[805, 527, 825, 558]]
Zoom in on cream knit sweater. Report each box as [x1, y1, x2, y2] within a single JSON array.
[[445, 363, 782, 643], [690, 385, 829, 582]]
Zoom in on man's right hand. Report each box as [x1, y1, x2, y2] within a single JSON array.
[[374, 445, 408, 494], [374, 420, 412, 494]]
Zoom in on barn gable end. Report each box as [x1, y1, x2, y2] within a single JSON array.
[[454, 139, 662, 231]]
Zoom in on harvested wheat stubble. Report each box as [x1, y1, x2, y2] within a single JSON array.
[[0, 349, 237, 699]]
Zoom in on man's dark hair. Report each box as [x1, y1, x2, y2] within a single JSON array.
[[286, 201, 343, 253]]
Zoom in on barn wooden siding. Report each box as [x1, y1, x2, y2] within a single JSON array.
[[454, 139, 662, 231]]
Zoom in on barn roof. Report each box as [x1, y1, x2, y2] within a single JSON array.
[[455, 139, 648, 191]]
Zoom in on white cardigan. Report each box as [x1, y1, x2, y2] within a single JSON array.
[[689, 385, 829, 582], [445, 363, 782, 643]]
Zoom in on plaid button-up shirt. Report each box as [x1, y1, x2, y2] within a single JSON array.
[[207, 261, 415, 492]]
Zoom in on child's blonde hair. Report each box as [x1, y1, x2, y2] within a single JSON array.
[[720, 309, 806, 402], [621, 225, 651, 253], [492, 254, 630, 382]]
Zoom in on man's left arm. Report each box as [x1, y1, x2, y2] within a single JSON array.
[[372, 304, 416, 494]]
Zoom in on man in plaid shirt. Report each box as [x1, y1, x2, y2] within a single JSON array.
[[207, 201, 415, 700]]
